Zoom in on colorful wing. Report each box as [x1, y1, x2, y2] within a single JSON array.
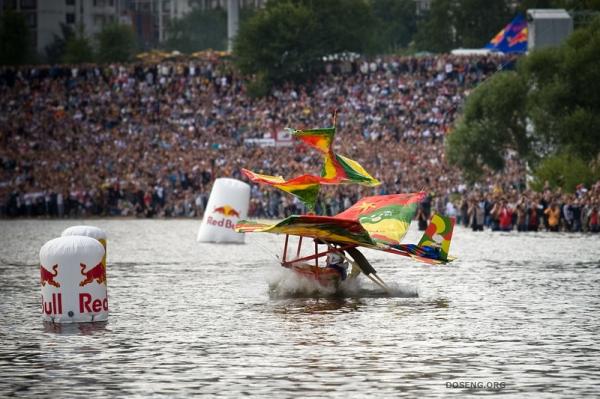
[[336, 192, 425, 246], [291, 127, 335, 154], [241, 169, 321, 212], [235, 215, 376, 247], [334, 154, 380, 186], [236, 192, 457, 264], [237, 193, 425, 248], [243, 125, 379, 212], [290, 127, 342, 180], [291, 127, 380, 185]]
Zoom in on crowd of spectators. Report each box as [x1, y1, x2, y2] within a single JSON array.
[[0, 54, 598, 233], [416, 183, 599, 233]]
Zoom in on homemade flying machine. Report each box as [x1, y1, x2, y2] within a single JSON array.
[[235, 123, 455, 291]]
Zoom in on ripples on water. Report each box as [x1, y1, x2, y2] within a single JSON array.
[[1, 219, 599, 397]]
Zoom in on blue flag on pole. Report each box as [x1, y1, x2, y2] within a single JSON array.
[[485, 14, 528, 53]]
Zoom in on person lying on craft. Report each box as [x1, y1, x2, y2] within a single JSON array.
[[325, 252, 348, 281]]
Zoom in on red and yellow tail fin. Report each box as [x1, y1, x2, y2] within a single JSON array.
[[417, 213, 455, 261], [290, 127, 335, 155], [291, 127, 379, 185]]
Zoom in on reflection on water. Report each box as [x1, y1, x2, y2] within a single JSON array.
[[42, 321, 110, 335], [270, 298, 365, 314], [0, 219, 599, 397]]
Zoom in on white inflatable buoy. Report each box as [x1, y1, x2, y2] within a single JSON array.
[[40, 236, 108, 323], [197, 178, 250, 243], [61, 225, 108, 267]]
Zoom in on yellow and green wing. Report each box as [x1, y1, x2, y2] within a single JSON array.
[[236, 193, 425, 249]]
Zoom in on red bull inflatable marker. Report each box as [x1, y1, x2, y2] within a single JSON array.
[[197, 178, 250, 243], [61, 225, 108, 267], [40, 235, 108, 323]]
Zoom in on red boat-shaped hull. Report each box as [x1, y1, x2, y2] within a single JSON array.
[[289, 263, 342, 286]]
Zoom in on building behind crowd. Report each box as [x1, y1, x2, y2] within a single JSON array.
[[0, 0, 127, 53], [0, 0, 266, 53]]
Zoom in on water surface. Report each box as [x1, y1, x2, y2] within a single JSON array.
[[1, 219, 599, 397]]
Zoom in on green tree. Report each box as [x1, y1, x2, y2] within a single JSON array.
[[556, 0, 600, 10], [234, 0, 376, 92], [524, 16, 600, 161], [446, 71, 528, 179], [446, 16, 600, 188], [516, 0, 558, 12], [454, 0, 510, 48], [307, 0, 377, 56], [0, 10, 33, 65], [370, 0, 417, 52], [530, 153, 600, 192], [96, 23, 137, 63], [414, 0, 455, 52], [63, 31, 95, 64]]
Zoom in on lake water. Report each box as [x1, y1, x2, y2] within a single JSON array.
[[1, 219, 599, 397]]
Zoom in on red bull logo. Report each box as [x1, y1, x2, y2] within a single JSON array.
[[79, 261, 106, 287], [40, 264, 60, 287], [490, 28, 506, 45], [209, 205, 241, 230], [508, 27, 527, 47], [213, 205, 241, 218]]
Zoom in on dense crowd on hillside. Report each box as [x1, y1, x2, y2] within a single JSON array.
[[0, 54, 598, 232]]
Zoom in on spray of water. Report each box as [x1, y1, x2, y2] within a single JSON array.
[[266, 264, 418, 298]]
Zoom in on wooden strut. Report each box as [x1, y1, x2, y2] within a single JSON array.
[[282, 234, 289, 263], [280, 235, 391, 294], [297, 236, 303, 259], [280, 235, 360, 268], [281, 234, 421, 267]]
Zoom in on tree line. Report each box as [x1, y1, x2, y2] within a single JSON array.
[[3, 0, 598, 66]]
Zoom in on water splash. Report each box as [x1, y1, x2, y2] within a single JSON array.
[[266, 266, 418, 298]]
